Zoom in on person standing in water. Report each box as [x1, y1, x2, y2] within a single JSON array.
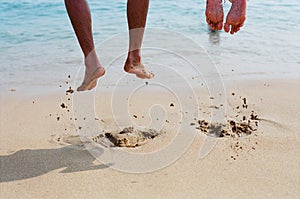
[[64, 0, 246, 92]]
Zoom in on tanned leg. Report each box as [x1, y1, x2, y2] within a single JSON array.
[[65, 0, 105, 91], [124, 0, 154, 79]]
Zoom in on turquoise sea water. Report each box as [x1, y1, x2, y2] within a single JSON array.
[[0, 0, 300, 91]]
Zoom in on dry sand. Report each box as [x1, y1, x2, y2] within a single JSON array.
[[0, 78, 299, 198]]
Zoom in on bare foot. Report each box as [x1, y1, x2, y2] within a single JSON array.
[[77, 50, 105, 92], [224, 0, 247, 34], [77, 66, 105, 92], [205, 0, 224, 31], [124, 57, 154, 79]]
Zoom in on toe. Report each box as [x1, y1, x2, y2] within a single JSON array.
[[230, 26, 235, 34], [77, 85, 84, 92], [147, 72, 155, 79], [136, 70, 154, 79], [125, 63, 154, 79], [206, 18, 213, 28], [206, 17, 221, 31], [235, 23, 243, 33], [224, 23, 230, 33], [207, 21, 216, 30], [216, 22, 223, 30], [212, 22, 220, 31], [77, 81, 87, 91]]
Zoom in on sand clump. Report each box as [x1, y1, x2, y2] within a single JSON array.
[[196, 117, 258, 138], [194, 94, 261, 160], [196, 95, 260, 138], [92, 127, 162, 148], [194, 113, 260, 161]]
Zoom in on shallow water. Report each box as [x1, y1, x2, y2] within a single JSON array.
[[0, 0, 300, 91]]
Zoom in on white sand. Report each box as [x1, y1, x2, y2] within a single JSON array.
[[0, 78, 299, 198]]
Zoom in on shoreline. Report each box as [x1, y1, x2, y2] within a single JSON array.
[[1, 72, 299, 98]]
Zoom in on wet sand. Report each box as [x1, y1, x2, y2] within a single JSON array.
[[0, 78, 299, 198]]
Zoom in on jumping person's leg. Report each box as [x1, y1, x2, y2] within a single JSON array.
[[205, 0, 224, 31], [65, 0, 105, 91], [124, 0, 154, 79], [224, 0, 247, 34]]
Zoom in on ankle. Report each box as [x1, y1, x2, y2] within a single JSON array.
[[127, 50, 141, 63], [84, 49, 101, 68]]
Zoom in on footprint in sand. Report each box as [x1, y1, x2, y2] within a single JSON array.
[[196, 119, 258, 138], [51, 127, 162, 148], [92, 127, 162, 148], [196, 96, 261, 138]]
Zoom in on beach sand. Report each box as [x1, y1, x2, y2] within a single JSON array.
[[0, 78, 299, 198]]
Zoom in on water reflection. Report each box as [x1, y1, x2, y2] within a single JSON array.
[[208, 27, 221, 45]]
